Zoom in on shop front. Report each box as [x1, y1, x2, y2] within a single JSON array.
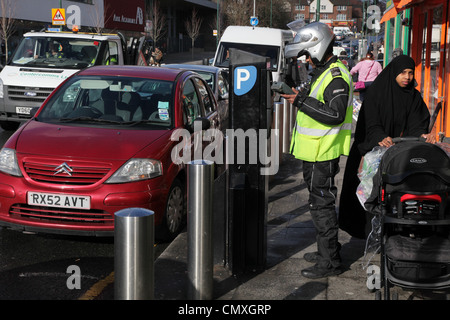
[[380, 0, 449, 141]]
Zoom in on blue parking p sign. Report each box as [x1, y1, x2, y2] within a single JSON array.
[[234, 66, 257, 96], [250, 16, 258, 26]]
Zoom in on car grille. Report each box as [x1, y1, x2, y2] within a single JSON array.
[[9, 204, 113, 225], [24, 161, 111, 185], [7, 85, 54, 103]]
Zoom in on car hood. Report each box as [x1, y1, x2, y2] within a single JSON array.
[[15, 121, 170, 160]]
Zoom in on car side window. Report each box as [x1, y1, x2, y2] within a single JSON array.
[[193, 77, 215, 115], [182, 79, 201, 125]]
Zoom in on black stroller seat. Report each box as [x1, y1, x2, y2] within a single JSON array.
[[368, 139, 450, 299], [380, 140, 450, 220]]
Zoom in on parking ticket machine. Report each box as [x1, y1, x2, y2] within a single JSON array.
[[227, 49, 272, 274]]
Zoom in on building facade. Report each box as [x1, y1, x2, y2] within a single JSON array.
[[0, 0, 218, 55]]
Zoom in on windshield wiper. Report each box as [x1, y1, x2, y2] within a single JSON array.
[[120, 119, 166, 126], [59, 117, 123, 124]]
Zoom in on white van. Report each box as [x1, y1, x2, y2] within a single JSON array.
[[213, 26, 294, 82], [0, 30, 127, 130], [333, 26, 354, 37]]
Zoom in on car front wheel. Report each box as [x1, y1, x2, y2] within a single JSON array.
[[157, 178, 186, 241]]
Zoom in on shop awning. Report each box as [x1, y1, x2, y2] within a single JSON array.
[[380, 0, 421, 24], [397, 0, 413, 7], [380, 6, 399, 24]]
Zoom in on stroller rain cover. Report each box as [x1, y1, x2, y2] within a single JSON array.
[[364, 140, 450, 216]]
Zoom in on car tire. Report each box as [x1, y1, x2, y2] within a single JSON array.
[[157, 178, 186, 242]]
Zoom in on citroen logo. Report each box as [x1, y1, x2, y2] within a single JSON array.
[[54, 162, 73, 176]]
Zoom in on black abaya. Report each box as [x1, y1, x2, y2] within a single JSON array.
[[339, 55, 430, 239]]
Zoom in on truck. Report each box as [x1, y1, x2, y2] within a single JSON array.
[[212, 26, 294, 82], [333, 26, 354, 37], [0, 29, 146, 130]]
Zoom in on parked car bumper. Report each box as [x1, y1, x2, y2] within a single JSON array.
[[0, 178, 168, 236]]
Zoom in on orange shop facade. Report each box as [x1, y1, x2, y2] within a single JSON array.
[[380, 0, 450, 142]]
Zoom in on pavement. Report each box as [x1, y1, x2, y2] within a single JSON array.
[[152, 50, 449, 302]]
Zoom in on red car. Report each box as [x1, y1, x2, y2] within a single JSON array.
[[0, 65, 222, 240]]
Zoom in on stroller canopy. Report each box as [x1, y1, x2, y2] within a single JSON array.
[[380, 140, 450, 185]]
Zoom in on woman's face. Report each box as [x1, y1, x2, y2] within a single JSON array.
[[395, 68, 414, 87]]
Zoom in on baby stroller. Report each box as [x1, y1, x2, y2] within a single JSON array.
[[367, 137, 450, 300]]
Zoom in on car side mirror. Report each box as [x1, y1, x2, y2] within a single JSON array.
[[219, 92, 228, 100], [187, 117, 211, 133]]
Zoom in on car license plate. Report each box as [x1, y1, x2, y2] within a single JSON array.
[[27, 192, 91, 210], [16, 107, 33, 115]]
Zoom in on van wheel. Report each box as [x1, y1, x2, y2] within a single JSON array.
[[157, 178, 186, 241]]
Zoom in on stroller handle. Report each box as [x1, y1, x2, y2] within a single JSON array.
[[392, 136, 426, 143]]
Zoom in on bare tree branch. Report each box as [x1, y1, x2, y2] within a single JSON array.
[[185, 8, 203, 60], [90, 2, 113, 34], [0, 0, 16, 64], [147, 0, 167, 47]]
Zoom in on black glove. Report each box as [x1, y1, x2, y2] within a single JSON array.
[[293, 83, 310, 106]]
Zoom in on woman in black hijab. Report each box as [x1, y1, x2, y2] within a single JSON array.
[[338, 55, 435, 239]]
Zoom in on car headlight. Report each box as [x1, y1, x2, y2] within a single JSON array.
[[0, 148, 22, 176], [106, 158, 162, 183]]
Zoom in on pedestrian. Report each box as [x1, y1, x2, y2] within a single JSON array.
[[281, 22, 353, 279], [284, 57, 301, 88], [377, 49, 384, 60], [150, 47, 163, 66], [339, 55, 436, 239], [368, 42, 374, 55], [350, 52, 382, 101], [392, 47, 404, 58], [339, 50, 355, 70]]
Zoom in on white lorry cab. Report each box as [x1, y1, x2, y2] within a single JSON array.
[[0, 30, 127, 130], [213, 26, 294, 82], [333, 26, 354, 37]]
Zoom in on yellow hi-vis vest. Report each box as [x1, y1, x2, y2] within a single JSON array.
[[290, 60, 353, 162]]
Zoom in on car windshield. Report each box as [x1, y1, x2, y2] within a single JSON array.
[[37, 76, 174, 129], [10, 36, 104, 69]]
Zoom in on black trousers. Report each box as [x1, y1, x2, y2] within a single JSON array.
[[303, 158, 341, 269]]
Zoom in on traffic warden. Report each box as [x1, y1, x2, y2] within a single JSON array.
[[281, 21, 353, 279]]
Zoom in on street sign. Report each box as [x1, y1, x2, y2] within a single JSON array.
[[52, 8, 66, 26], [250, 16, 258, 26]]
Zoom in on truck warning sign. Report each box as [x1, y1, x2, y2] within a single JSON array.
[[52, 8, 66, 25]]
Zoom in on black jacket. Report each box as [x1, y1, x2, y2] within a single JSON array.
[[293, 56, 350, 126]]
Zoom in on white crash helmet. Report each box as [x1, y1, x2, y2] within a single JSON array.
[[285, 21, 335, 65]]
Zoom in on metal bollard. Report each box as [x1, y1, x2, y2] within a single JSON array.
[[187, 159, 214, 300], [273, 101, 283, 158], [290, 101, 296, 136], [114, 208, 154, 300], [282, 98, 291, 153]]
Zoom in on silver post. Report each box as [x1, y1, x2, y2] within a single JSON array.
[[187, 159, 214, 300], [273, 101, 283, 157], [282, 98, 291, 153], [114, 208, 154, 300], [290, 101, 296, 136]]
